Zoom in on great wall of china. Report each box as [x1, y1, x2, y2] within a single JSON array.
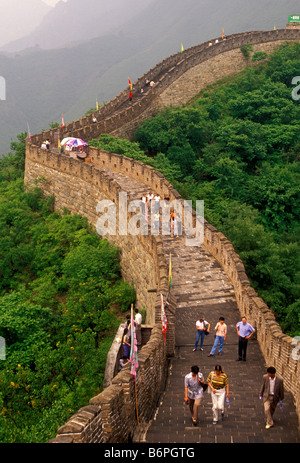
[[24, 27, 300, 443]]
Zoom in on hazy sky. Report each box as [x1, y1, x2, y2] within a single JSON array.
[[43, 0, 67, 5]]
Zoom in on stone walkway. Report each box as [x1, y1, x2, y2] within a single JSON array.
[[142, 236, 300, 444], [109, 170, 300, 444]]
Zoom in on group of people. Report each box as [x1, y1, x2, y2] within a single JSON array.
[[119, 308, 143, 370], [41, 139, 50, 149], [186, 314, 284, 428], [185, 363, 284, 429], [193, 315, 255, 361], [128, 78, 155, 102], [185, 364, 229, 425], [141, 191, 182, 236]]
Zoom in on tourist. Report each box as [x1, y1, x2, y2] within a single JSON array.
[[184, 365, 205, 426], [134, 308, 142, 348], [153, 193, 161, 213], [236, 316, 255, 361], [193, 316, 210, 352], [208, 317, 227, 357], [153, 211, 160, 233], [119, 356, 130, 371], [122, 315, 131, 357], [170, 209, 175, 236], [259, 366, 284, 429], [134, 308, 142, 325], [207, 364, 230, 424], [147, 191, 154, 203], [129, 91, 133, 102], [141, 193, 147, 215]]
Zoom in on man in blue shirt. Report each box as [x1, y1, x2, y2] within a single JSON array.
[[236, 316, 255, 361]]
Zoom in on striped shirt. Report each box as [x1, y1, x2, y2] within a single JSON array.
[[207, 371, 228, 389]]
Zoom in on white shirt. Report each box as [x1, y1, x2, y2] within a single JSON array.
[[196, 320, 207, 330], [135, 313, 142, 325], [269, 377, 276, 395]]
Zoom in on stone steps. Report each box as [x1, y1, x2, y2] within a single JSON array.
[[106, 168, 300, 444]]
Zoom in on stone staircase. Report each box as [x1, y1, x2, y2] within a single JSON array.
[[109, 168, 300, 444]]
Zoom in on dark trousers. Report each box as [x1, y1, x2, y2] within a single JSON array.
[[238, 336, 248, 360]]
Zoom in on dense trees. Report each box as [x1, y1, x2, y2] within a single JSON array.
[[0, 137, 135, 442]]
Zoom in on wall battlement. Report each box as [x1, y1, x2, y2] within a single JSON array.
[[25, 28, 300, 443]]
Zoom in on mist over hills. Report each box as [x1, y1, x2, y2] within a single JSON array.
[[1, 0, 154, 52], [0, 0, 299, 155], [0, 0, 51, 48]]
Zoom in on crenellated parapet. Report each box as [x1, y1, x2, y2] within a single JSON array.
[[26, 28, 300, 443]]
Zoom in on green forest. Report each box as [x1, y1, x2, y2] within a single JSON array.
[[91, 42, 300, 338], [0, 135, 135, 442]]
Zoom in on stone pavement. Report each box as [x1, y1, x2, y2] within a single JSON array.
[[109, 169, 300, 444], [142, 236, 300, 444]]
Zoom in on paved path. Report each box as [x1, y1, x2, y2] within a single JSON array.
[[110, 170, 300, 444], [143, 236, 300, 444]]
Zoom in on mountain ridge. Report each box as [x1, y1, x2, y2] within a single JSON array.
[[0, 0, 299, 155]]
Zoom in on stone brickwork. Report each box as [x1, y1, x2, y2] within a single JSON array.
[[49, 324, 167, 443], [26, 28, 300, 443], [30, 28, 300, 149]]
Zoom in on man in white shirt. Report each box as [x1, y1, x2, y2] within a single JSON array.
[[193, 317, 210, 351]]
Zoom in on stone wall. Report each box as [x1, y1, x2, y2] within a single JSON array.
[[49, 324, 167, 443], [202, 220, 300, 418], [26, 28, 300, 442], [25, 144, 162, 326], [26, 142, 300, 437], [30, 28, 300, 149]]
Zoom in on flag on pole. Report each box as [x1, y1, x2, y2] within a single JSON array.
[[128, 77, 133, 90], [130, 305, 139, 379], [222, 28, 225, 39], [274, 25, 276, 30], [168, 252, 172, 291], [58, 138, 62, 154], [61, 114, 65, 129], [96, 99, 99, 110], [161, 293, 168, 341], [27, 123, 31, 141], [181, 43, 184, 54]]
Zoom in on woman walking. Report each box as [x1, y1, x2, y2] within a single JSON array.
[[207, 365, 230, 424], [184, 365, 205, 426]]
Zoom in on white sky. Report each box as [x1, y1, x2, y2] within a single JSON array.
[[43, 0, 67, 6]]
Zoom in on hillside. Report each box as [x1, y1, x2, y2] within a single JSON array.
[[0, 0, 299, 154], [1, 0, 155, 52], [0, 0, 51, 48]]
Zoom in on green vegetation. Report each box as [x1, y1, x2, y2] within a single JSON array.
[[0, 135, 135, 442], [91, 42, 300, 337]]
